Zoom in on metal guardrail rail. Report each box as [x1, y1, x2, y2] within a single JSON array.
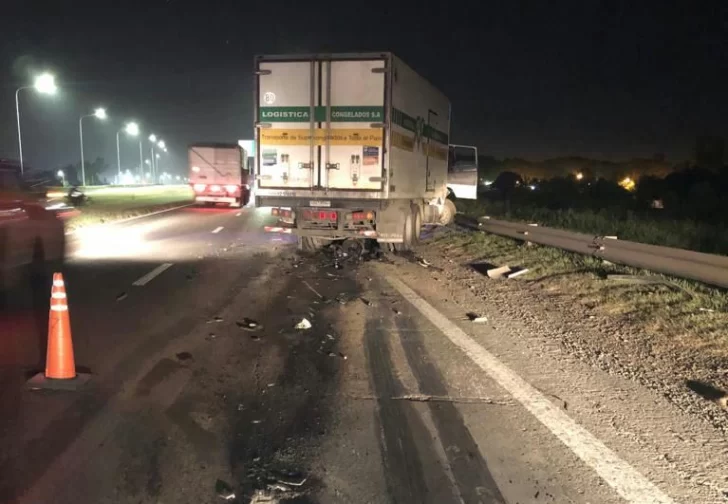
[[456, 215, 728, 289]]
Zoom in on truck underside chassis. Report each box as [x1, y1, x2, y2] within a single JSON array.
[[263, 200, 455, 251]]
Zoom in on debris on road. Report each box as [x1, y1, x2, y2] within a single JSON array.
[[237, 318, 262, 331], [328, 351, 348, 359], [360, 297, 373, 306], [176, 351, 193, 361], [334, 293, 348, 305], [486, 265, 512, 279], [208, 315, 224, 323], [466, 312, 488, 323], [295, 318, 312, 330], [206, 333, 217, 340], [302, 280, 324, 299], [607, 274, 685, 292], [215, 479, 236, 501], [393, 308, 402, 315], [506, 268, 530, 279], [116, 292, 128, 301], [416, 256, 432, 268]]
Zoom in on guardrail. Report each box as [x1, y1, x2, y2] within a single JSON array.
[[456, 215, 728, 289]]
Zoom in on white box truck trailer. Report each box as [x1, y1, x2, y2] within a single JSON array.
[[189, 143, 251, 207], [254, 52, 477, 250]]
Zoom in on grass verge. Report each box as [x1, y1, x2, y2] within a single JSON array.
[[63, 186, 194, 231], [432, 227, 728, 361]]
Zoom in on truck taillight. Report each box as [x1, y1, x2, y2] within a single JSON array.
[[193, 183, 206, 192], [224, 184, 238, 194], [351, 211, 375, 221], [210, 185, 221, 192]]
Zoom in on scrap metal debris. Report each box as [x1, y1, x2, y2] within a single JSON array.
[[416, 256, 432, 268], [302, 280, 324, 299], [486, 265, 511, 279], [215, 479, 236, 501], [506, 268, 529, 279], [466, 312, 488, 323], [295, 318, 312, 330], [237, 318, 262, 332]]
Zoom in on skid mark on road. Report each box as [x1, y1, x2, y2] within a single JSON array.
[[394, 313, 507, 503], [364, 315, 458, 504], [386, 276, 678, 504], [133, 263, 173, 286]]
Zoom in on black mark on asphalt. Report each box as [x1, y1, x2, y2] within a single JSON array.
[[365, 315, 457, 503], [394, 312, 506, 503], [135, 358, 181, 397]]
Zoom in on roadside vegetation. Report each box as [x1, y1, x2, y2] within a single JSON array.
[[61, 185, 194, 230], [459, 166, 728, 255], [431, 227, 728, 361]]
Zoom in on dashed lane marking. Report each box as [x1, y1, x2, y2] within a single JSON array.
[[132, 263, 173, 286], [212, 226, 224, 234]]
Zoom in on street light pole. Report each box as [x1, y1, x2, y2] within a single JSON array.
[[14, 73, 58, 175], [116, 131, 122, 182], [79, 108, 106, 186], [79, 116, 86, 186], [15, 87, 27, 174], [139, 141, 144, 182]]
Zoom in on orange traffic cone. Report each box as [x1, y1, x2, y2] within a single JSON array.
[[27, 272, 90, 390]]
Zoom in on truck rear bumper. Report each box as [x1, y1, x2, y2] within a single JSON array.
[[196, 196, 236, 204], [263, 225, 378, 239]]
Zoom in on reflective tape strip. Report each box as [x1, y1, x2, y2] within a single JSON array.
[[53, 280, 65, 287], [50, 305, 68, 312], [51, 292, 67, 299]]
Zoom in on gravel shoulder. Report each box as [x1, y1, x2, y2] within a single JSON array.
[[392, 225, 728, 502]]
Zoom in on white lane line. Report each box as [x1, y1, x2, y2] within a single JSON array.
[[132, 263, 173, 286], [385, 276, 677, 504], [212, 226, 224, 234], [65, 203, 193, 236], [235, 212, 242, 217]]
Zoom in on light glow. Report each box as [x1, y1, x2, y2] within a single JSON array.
[[34, 73, 57, 95]]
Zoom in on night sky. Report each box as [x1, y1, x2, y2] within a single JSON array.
[[1, 1, 727, 177]]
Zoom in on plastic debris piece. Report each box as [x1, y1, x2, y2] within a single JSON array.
[[360, 297, 372, 306], [393, 308, 402, 315], [208, 316, 224, 323], [466, 312, 488, 323], [295, 318, 312, 330], [237, 318, 262, 331], [215, 479, 236, 501]]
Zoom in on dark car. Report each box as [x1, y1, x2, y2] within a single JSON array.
[[0, 164, 65, 292]]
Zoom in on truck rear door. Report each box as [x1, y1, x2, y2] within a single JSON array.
[[256, 57, 386, 192]]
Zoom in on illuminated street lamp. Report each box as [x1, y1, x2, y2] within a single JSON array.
[[15, 72, 58, 174], [79, 107, 107, 186], [116, 121, 139, 182], [147, 134, 158, 179], [157, 140, 166, 150], [575, 172, 584, 181]]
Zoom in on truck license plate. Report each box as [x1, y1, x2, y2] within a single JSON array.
[[309, 200, 331, 207]]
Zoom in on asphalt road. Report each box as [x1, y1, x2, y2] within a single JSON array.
[[0, 205, 717, 503]]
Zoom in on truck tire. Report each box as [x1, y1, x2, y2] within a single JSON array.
[[439, 198, 456, 225], [411, 205, 422, 244], [394, 213, 413, 252]]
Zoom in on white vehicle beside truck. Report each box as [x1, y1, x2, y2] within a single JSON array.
[[189, 143, 251, 207], [254, 52, 477, 250]]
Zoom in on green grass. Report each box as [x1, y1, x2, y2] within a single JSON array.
[[64, 186, 194, 230], [433, 229, 728, 358], [457, 198, 728, 255]]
